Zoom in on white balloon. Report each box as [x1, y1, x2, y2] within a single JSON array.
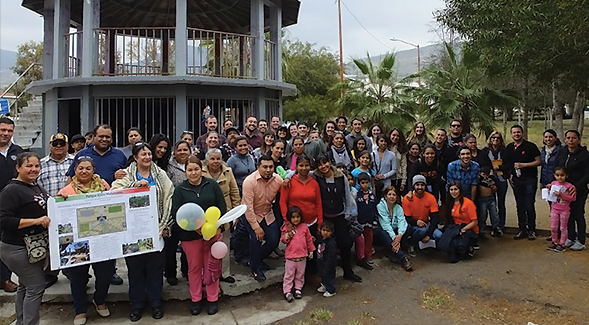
[[216, 205, 247, 227], [175, 203, 205, 231]]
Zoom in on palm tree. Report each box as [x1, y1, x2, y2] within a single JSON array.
[[335, 52, 416, 130], [413, 43, 519, 135]]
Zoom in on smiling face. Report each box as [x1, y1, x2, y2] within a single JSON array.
[[337, 118, 347, 131], [236, 139, 249, 155], [317, 160, 331, 175], [358, 153, 370, 167], [511, 127, 523, 142], [296, 159, 311, 177], [182, 134, 194, 146], [271, 116, 281, 130], [258, 121, 268, 134], [247, 117, 257, 132], [435, 130, 447, 144], [154, 140, 168, 159], [371, 126, 381, 138], [459, 148, 472, 165], [543, 132, 556, 147], [94, 127, 113, 151], [175, 143, 191, 163], [414, 182, 426, 196], [206, 116, 218, 132], [390, 130, 400, 145], [135, 147, 153, 169], [409, 144, 420, 157], [277, 129, 287, 139], [50, 140, 68, 160], [325, 122, 335, 136], [385, 188, 398, 204], [333, 133, 345, 147], [297, 124, 309, 138], [423, 147, 436, 164], [415, 123, 425, 135], [223, 120, 233, 131], [449, 185, 461, 199], [75, 161, 95, 184], [352, 120, 362, 133], [378, 137, 388, 150], [271, 141, 285, 158], [206, 133, 219, 148], [264, 134, 275, 146], [17, 156, 41, 183], [356, 139, 366, 152]]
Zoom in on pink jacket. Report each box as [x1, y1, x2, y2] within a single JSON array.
[[549, 181, 576, 212], [280, 223, 316, 259]]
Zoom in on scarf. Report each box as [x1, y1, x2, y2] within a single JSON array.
[[544, 145, 556, 165], [72, 174, 106, 194], [331, 145, 352, 168]]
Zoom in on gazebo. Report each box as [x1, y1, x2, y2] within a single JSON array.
[[22, 0, 299, 150]]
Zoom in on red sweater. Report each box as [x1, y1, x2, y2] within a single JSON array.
[[280, 174, 323, 226]]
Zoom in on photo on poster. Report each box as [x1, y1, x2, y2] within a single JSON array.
[[59, 235, 74, 246], [60, 240, 90, 267], [77, 203, 127, 238], [129, 195, 150, 209], [58, 223, 73, 234], [122, 237, 154, 255]]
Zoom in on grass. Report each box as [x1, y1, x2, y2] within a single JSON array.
[[421, 286, 455, 310], [346, 320, 362, 325], [492, 119, 589, 146], [293, 321, 311, 325], [309, 308, 333, 322]]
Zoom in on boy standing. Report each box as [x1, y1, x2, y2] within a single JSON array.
[[477, 166, 501, 237], [316, 221, 337, 297]]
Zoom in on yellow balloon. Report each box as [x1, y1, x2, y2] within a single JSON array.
[[205, 207, 221, 223], [201, 222, 217, 239], [178, 219, 189, 230]]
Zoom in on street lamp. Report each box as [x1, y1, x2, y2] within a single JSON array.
[[390, 38, 421, 87]]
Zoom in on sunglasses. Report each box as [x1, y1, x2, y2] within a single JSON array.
[[52, 142, 66, 147], [451, 124, 461, 128]]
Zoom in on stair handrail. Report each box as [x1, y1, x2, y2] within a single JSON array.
[[0, 62, 40, 117]]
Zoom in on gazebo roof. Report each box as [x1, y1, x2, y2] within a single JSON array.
[[21, 0, 301, 32]]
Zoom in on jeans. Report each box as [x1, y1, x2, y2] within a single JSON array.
[[374, 229, 407, 260], [496, 180, 508, 229], [0, 242, 45, 325], [477, 196, 500, 232], [321, 274, 336, 294], [125, 251, 165, 309], [568, 189, 588, 244], [244, 218, 280, 274], [1, 259, 11, 282], [512, 177, 537, 232], [408, 224, 430, 247], [69, 259, 115, 315]]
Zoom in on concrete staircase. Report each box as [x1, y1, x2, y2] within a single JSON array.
[[13, 96, 43, 149]]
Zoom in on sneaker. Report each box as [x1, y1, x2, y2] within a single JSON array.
[[570, 240, 586, 251], [514, 231, 527, 240], [323, 291, 336, 298], [468, 246, 476, 258], [317, 284, 327, 293], [408, 245, 416, 258], [251, 270, 266, 282], [294, 290, 302, 299], [496, 229, 504, 237], [528, 231, 536, 241], [285, 292, 294, 302], [547, 242, 557, 251], [110, 273, 123, 285], [473, 244, 480, 250], [554, 245, 566, 253], [366, 257, 374, 265], [546, 236, 552, 241], [565, 239, 575, 248], [401, 256, 413, 271], [356, 259, 373, 270], [490, 230, 499, 237]]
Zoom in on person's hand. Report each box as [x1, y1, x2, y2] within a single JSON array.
[[546, 184, 552, 190], [308, 251, 313, 259], [282, 177, 291, 188], [114, 169, 127, 180], [36, 216, 51, 228], [135, 180, 150, 188], [406, 191, 414, 201], [57, 193, 68, 200], [160, 228, 170, 239], [421, 235, 430, 243], [392, 234, 402, 253], [375, 174, 384, 180], [567, 185, 577, 195], [254, 227, 265, 241], [400, 185, 405, 192], [514, 162, 523, 169], [416, 219, 426, 227], [286, 223, 295, 233]]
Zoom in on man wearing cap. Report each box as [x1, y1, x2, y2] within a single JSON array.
[[402, 175, 440, 257], [0, 117, 22, 293], [70, 134, 86, 156]]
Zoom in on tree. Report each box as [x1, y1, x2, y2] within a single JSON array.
[[282, 39, 340, 127], [9, 41, 43, 112], [413, 43, 519, 136], [335, 52, 416, 131]]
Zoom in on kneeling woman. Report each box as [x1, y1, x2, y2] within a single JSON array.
[[438, 182, 478, 262], [171, 156, 227, 316], [111, 142, 174, 321], [58, 157, 113, 325]]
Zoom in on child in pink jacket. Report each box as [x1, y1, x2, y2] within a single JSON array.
[[280, 206, 315, 302], [547, 167, 577, 252]]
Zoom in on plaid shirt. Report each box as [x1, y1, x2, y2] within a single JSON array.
[[220, 143, 254, 160], [446, 160, 480, 198], [38, 154, 74, 196]]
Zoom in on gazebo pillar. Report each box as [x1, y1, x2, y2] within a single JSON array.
[[270, 3, 282, 82], [82, 0, 99, 77], [251, 0, 265, 80], [175, 0, 188, 77], [43, 0, 54, 80], [52, 0, 70, 79]]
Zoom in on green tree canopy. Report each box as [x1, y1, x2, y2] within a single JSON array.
[[9, 41, 43, 111]]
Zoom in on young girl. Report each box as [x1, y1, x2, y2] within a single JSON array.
[[280, 206, 316, 302], [352, 137, 367, 167], [351, 150, 375, 191], [547, 167, 576, 252]]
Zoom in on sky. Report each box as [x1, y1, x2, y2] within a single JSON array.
[[0, 0, 445, 59]]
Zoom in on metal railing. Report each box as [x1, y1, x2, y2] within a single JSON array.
[[95, 27, 175, 76], [0, 62, 40, 117], [65, 31, 82, 77], [187, 28, 254, 78]]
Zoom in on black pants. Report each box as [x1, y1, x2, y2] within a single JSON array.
[[164, 232, 187, 279], [326, 215, 354, 276], [569, 189, 588, 244], [125, 251, 165, 309], [232, 217, 250, 264], [306, 223, 318, 274], [512, 177, 537, 232]]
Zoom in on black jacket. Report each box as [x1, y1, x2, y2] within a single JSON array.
[[557, 146, 589, 193], [316, 236, 337, 277], [0, 143, 24, 191]]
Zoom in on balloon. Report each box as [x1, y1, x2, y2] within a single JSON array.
[[176, 203, 205, 231], [201, 222, 217, 239], [216, 205, 248, 228], [276, 166, 288, 179], [205, 207, 221, 223], [211, 242, 228, 259]]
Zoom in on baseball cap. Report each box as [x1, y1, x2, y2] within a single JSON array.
[[412, 175, 427, 187], [225, 127, 240, 135], [50, 133, 68, 143]]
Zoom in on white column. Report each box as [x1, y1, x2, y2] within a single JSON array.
[[175, 85, 187, 139], [53, 0, 70, 79], [175, 0, 188, 76], [251, 0, 265, 80], [43, 89, 59, 155], [82, 0, 99, 77], [269, 4, 282, 81], [80, 86, 93, 134], [43, 0, 54, 80]]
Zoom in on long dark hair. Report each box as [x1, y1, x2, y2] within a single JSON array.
[[389, 128, 408, 154], [352, 137, 367, 158], [443, 181, 464, 226], [322, 120, 337, 144], [149, 133, 172, 170]]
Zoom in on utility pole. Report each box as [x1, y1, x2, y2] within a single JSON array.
[[338, 0, 345, 97]]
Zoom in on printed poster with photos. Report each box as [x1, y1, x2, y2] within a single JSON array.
[[47, 187, 163, 271]]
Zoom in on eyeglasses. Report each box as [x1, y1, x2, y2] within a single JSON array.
[[451, 124, 461, 128], [51, 142, 66, 147]]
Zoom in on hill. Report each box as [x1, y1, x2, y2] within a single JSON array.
[[0, 49, 17, 69]]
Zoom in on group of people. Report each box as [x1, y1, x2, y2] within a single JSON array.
[[0, 111, 588, 324]]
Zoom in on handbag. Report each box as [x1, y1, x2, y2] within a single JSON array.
[[348, 219, 364, 239], [23, 230, 49, 264]]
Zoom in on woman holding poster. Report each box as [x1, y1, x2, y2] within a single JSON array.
[[171, 156, 227, 316], [58, 157, 114, 325], [111, 142, 174, 322], [0, 152, 51, 325]]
